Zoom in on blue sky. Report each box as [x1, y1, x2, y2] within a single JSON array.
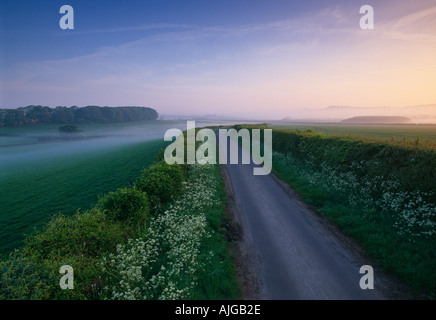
[[1, 0, 436, 119]]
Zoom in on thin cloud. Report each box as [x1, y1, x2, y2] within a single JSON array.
[[375, 5, 436, 42], [59, 23, 197, 36]]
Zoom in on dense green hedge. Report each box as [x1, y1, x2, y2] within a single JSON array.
[[0, 208, 128, 299], [0, 149, 187, 299], [272, 129, 436, 202], [134, 163, 185, 208], [97, 187, 151, 224]]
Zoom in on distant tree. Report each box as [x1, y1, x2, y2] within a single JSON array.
[[59, 124, 80, 133], [0, 106, 158, 126], [52, 106, 75, 124], [24, 105, 52, 124], [75, 106, 105, 124], [3, 110, 19, 126]]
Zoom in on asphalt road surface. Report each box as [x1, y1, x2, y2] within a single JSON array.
[[219, 135, 388, 300]]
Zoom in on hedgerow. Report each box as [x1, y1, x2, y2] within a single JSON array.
[[0, 151, 186, 299], [100, 163, 239, 300], [96, 187, 151, 224], [267, 128, 435, 297], [0, 145, 238, 300], [134, 163, 185, 208]]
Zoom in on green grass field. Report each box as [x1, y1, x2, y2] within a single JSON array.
[[268, 123, 436, 147], [0, 139, 169, 255]]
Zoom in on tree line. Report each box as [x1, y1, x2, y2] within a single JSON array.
[[0, 105, 159, 126]]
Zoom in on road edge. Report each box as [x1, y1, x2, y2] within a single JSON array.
[[269, 171, 426, 300], [219, 163, 263, 300]]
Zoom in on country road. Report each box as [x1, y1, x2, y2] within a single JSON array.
[[218, 135, 395, 300]]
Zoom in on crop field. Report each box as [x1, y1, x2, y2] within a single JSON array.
[[0, 120, 237, 255], [0, 139, 170, 255], [0, 121, 202, 255], [268, 123, 436, 147]]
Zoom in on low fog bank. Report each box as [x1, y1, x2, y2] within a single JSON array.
[[0, 120, 254, 176]]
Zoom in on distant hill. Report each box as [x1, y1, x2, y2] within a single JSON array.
[[281, 104, 436, 123], [341, 116, 412, 124], [0, 105, 158, 127]]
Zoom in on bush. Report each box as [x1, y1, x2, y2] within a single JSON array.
[[0, 251, 54, 299], [97, 187, 151, 224], [59, 124, 80, 133], [134, 163, 184, 207], [0, 208, 129, 299], [0, 250, 100, 299], [23, 208, 127, 260]]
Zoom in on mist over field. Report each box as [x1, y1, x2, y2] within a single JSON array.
[[0, 119, 250, 254], [0, 120, 241, 178]]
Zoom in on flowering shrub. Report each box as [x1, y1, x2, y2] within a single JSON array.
[[379, 190, 435, 238], [273, 151, 436, 239], [101, 164, 219, 300]]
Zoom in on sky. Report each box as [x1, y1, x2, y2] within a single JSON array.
[[1, 0, 436, 120]]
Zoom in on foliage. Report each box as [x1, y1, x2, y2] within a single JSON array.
[[268, 128, 436, 297], [134, 162, 185, 208], [0, 129, 239, 300], [0, 139, 240, 300], [59, 124, 80, 133], [0, 208, 129, 299], [0, 105, 158, 127], [271, 129, 436, 199], [268, 123, 436, 149], [97, 187, 150, 224], [101, 164, 240, 300], [23, 209, 129, 260], [0, 250, 75, 299]]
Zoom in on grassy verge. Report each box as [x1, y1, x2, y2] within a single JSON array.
[[192, 164, 241, 299]]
